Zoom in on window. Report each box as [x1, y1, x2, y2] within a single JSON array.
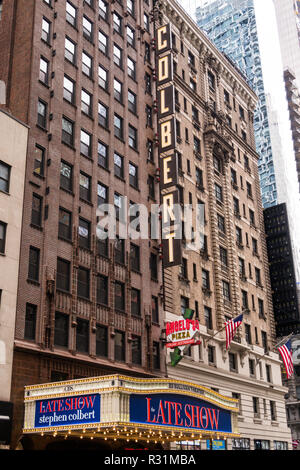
[[249, 358, 255, 376], [148, 175, 155, 199], [99, 30, 108, 55], [78, 218, 90, 249], [97, 182, 108, 207], [60, 161, 73, 192], [217, 214, 225, 233], [82, 51, 92, 77], [253, 397, 260, 417], [153, 342, 160, 369], [213, 156, 222, 174], [0, 221, 7, 254], [215, 183, 223, 202], [66, 1, 77, 26], [115, 330, 125, 361], [208, 345, 215, 364], [58, 208, 72, 240], [233, 197, 240, 215], [81, 90, 92, 116], [114, 193, 124, 221], [96, 275, 108, 305], [222, 280, 230, 301], [144, 12, 149, 31], [254, 440, 270, 450], [249, 209, 255, 226], [98, 65, 108, 90], [96, 325, 108, 357], [132, 335, 142, 365], [77, 267, 90, 299], [97, 228, 108, 257], [145, 73, 151, 94], [252, 237, 258, 255], [127, 57, 136, 80], [194, 136, 201, 154], [83, 16, 93, 42], [113, 78, 122, 102], [24, 304, 37, 341], [202, 269, 210, 290], [229, 353, 237, 372], [146, 105, 153, 128], [208, 71, 215, 90], [241, 290, 248, 309], [239, 258, 245, 277], [28, 246, 40, 281], [79, 172, 91, 201], [239, 105, 245, 120], [112, 117, 123, 143], [80, 129, 92, 157], [204, 306, 212, 330], [258, 298, 264, 317], [144, 42, 151, 62], [266, 364, 272, 383], [76, 318, 89, 353], [130, 243, 140, 271], [99, 0, 108, 21], [0, 161, 10, 193], [62, 116, 74, 146], [147, 140, 154, 162], [196, 168, 203, 188], [236, 226, 243, 245], [255, 267, 261, 285], [37, 99, 47, 128], [131, 288, 141, 316], [150, 252, 158, 280], [65, 37, 76, 64], [113, 12, 122, 34], [113, 44, 122, 68], [98, 141, 108, 169], [246, 181, 252, 198], [128, 89, 137, 113], [39, 57, 49, 85], [114, 152, 124, 179], [33, 145, 45, 176], [63, 76, 75, 104], [180, 258, 188, 279], [245, 324, 252, 345], [152, 296, 159, 323], [114, 236, 125, 264], [180, 296, 189, 316], [190, 79, 196, 92], [127, 25, 135, 47], [54, 312, 69, 348], [56, 258, 70, 292], [98, 102, 109, 128], [115, 281, 125, 311], [41, 18, 51, 43], [220, 246, 228, 266], [129, 162, 138, 188], [31, 194, 42, 227]]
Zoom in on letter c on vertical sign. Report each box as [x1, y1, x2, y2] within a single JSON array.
[[157, 24, 170, 53]]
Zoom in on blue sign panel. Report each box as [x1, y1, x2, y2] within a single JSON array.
[[34, 393, 101, 428], [206, 439, 226, 450], [129, 393, 232, 433]]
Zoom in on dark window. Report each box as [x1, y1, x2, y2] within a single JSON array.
[[96, 275, 108, 305], [56, 258, 70, 292], [242, 290, 248, 309], [204, 306, 212, 330], [114, 152, 124, 178], [130, 243, 140, 271], [148, 175, 155, 199], [77, 267, 90, 299], [262, 331, 268, 352], [249, 358, 255, 376], [152, 296, 159, 323], [220, 246, 228, 266], [128, 89, 137, 113], [96, 228, 109, 257], [147, 140, 154, 162], [31, 194, 42, 227], [60, 161, 72, 191], [181, 296, 189, 316], [54, 312, 69, 348], [0, 221, 6, 254], [62, 116, 74, 146], [115, 281, 125, 311], [96, 325, 108, 357], [37, 99, 47, 128], [34, 145, 45, 176], [150, 252, 157, 280], [0, 162, 11, 193], [58, 208, 72, 241], [153, 342, 160, 369], [215, 183, 223, 202], [131, 288, 141, 316], [97, 182, 108, 207], [146, 105, 152, 128], [78, 218, 90, 249], [128, 125, 137, 149], [229, 352, 237, 371], [76, 318, 89, 353], [24, 304, 37, 340], [132, 335, 141, 365], [115, 330, 125, 361], [208, 71, 215, 90], [28, 246, 40, 281], [253, 397, 260, 416], [222, 280, 231, 301], [114, 114, 123, 139], [208, 345, 215, 363], [202, 269, 210, 290]]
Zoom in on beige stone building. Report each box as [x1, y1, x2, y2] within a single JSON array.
[[0, 109, 28, 444], [157, 0, 292, 450]]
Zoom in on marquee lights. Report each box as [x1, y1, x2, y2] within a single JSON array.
[[155, 23, 182, 268]]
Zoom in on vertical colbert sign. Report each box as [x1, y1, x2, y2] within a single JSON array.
[[156, 24, 182, 268]]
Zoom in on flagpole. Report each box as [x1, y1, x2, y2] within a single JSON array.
[[271, 333, 293, 352], [204, 309, 248, 345]]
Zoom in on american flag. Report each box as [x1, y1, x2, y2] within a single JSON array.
[[278, 339, 294, 379], [225, 313, 243, 349]]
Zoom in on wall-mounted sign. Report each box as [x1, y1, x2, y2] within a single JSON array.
[[34, 393, 100, 428], [166, 317, 201, 349], [206, 439, 226, 450], [129, 393, 232, 434], [156, 22, 182, 268]]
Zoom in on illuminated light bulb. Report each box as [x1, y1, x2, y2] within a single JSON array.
[[104, 438, 107, 441], [41, 432, 44, 437], [114, 438, 117, 441], [83, 430, 86, 434], [91, 437, 94, 440], [80, 436, 83, 440], [135, 440, 138, 443]]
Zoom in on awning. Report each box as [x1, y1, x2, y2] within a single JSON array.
[[23, 375, 240, 444]]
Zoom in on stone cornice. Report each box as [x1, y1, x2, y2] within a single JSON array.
[[158, 0, 257, 111]]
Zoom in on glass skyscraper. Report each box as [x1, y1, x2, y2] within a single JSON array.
[[196, 0, 277, 207]]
